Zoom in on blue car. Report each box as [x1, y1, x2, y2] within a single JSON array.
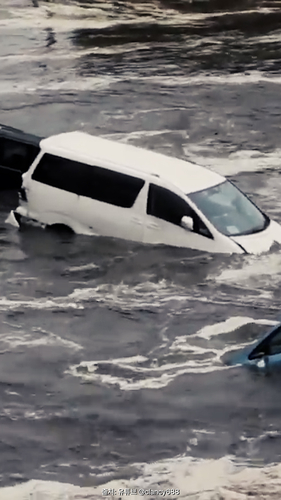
[[227, 322, 281, 371]]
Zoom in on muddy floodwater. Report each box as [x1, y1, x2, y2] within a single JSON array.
[[1, 1, 281, 498]]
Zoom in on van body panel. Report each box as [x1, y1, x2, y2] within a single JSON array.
[[15, 204, 81, 232], [142, 185, 243, 253], [231, 219, 281, 254], [142, 214, 241, 252], [75, 182, 147, 242], [23, 180, 77, 230]]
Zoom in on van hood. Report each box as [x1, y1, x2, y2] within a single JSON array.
[[231, 220, 281, 254]]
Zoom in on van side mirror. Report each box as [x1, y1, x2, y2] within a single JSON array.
[[181, 216, 194, 231]]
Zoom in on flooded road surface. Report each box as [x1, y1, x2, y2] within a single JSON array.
[[1, 1, 281, 498]]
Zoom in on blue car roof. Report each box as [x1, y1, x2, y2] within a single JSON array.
[[248, 321, 281, 360]]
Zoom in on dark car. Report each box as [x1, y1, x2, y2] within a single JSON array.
[[227, 321, 281, 372], [0, 123, 42, 190]]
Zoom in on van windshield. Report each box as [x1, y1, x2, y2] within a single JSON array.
[[189, 181, 268, 237]]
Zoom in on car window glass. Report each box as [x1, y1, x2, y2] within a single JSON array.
[[268, 327, 281, 356], [189, 181, 267, 237], [0, 138, 39, 172], [147, 183, 213, 238], [32, 153, 145, 208], [147, 183, 191, 225], [249, 326, 281, 360]]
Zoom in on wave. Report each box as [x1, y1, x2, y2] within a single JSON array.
[[66, 315, 274, 390], [0, 295, 84, 312], [2, 1, 280, 31], [183, 147, 281, 176], [0, 326, 82, 350], [2, 454, 281, 499], [1, 70, 281, 101], [214, 252, 281, 290]]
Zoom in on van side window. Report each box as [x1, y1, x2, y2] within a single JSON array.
[[147, 183, 213, 239], [32, 154, 145, 208], [147, 184, 190, 225], [0, 138, 39, 172]]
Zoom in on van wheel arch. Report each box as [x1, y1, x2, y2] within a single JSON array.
[[46, 223, 74, 235]]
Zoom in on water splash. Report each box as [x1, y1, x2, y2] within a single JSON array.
[[2, 455, 281, 499]]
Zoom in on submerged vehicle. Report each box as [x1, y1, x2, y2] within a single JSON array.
[[7, 130, 281, 254], [227, 322, 281, 372], [0, 123, 41, 190]]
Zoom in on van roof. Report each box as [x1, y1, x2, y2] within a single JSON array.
[[40, 131, 224, 194]]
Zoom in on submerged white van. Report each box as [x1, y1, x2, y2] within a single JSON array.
[[9, 131, 281, 254]]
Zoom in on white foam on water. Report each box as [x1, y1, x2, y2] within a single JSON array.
[[0, 278, 232, 316], [0, 42, 153, 68], [0, 327, 82, 351], [0, 50, 90, 65], [1, 1, 216, 32], [141, 71, 281, 87], [0, 296, 83, 312], [0, 407, 45, 422], [249, 32, 281, 44], [98, 456, 281, 500], [64, 263, 99, 273], [7, 276, 38, 284], [4, 390, 20, 397], [66, 312, 277, 390], [105, 129, 189, 141], [167, 315, 278, 365], [68, 280, 183, 311], [1, 5, 125, 31], [3, 455, 281, 499], [1, 70, 280, 97], [0, 14, 155, 32], [68, 281, 224, 311], [184, 147, 281, 176], [215, 253, 281, 288], [1, 404, 79, 422], [3, 2, 279, 31], [67, 353, 229, 391], [194, 316, 278, 340], [0, 479, 96, 500], [0, 75, 117, 95], [67, 279, 279, 314]]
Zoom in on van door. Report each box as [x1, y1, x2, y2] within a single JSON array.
[[26, 153, 79, 229], [75, 164, 146, 241], [143, 183, 218, 251]]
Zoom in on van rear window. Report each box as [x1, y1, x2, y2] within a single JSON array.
[[32, 153, 145, 208]]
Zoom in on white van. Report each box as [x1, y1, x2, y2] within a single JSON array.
[[9, 131, 281, 254]]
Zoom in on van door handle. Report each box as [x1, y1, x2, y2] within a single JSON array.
[[131, 217, 142, 225], [147, 222, 159, 230]]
